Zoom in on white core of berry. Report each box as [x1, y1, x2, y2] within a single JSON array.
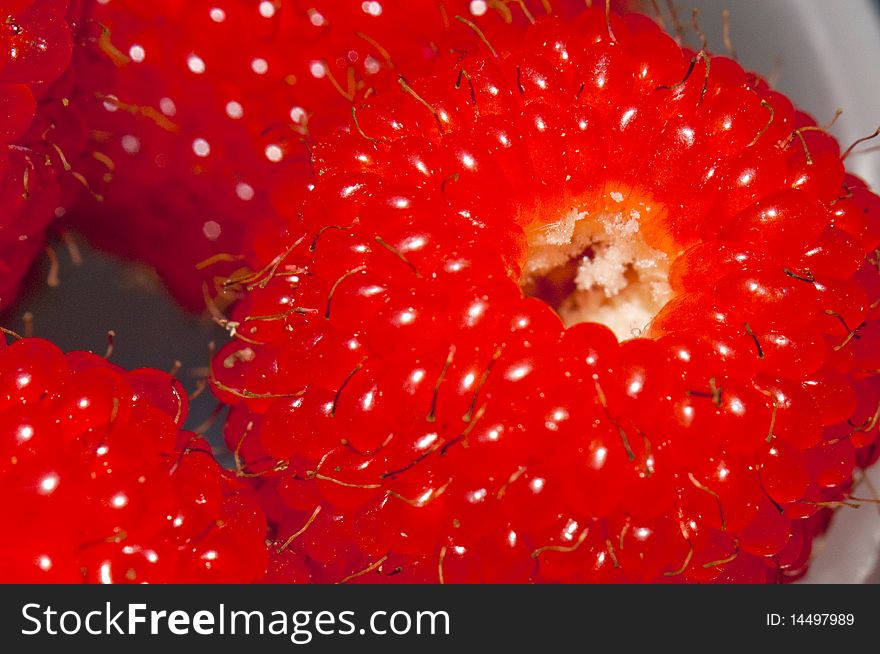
[[192, 138, 211, 157], [187, 54, 206, 74], [129, 44, 145, 63], [470, 1, 488, 17], [309, 10, 326, 26], [251, 57, 269, 75], [523, 206, 672, 341], [209, 7, 226, 22], [225, 100, 244, 119], [259, 1, 276, 18]]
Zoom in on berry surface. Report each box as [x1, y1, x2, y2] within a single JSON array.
[[209, 7, 880, 583], [1, 0, 98, 310], [64, 0, 600, 309], [0, 336, 268, 583]]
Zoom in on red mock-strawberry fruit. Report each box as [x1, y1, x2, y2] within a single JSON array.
[[211, 7, 880, 583], [0, 336, 268, 583]]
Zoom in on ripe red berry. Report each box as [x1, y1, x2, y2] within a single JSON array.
[[0, 336, 268, 583], [210, 7, 880, 583]]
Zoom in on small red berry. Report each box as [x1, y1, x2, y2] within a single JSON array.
[[0, 337, 268, 583], [210, 6, 880, 584]]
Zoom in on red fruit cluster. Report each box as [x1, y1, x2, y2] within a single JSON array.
[[65, 0, 599, 309], [211, 9, 880, 583], [0, 1, 113, 309], [0, 337, 268, 583]]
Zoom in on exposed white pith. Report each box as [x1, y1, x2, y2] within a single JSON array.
[[522, 205, 672, 341]]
